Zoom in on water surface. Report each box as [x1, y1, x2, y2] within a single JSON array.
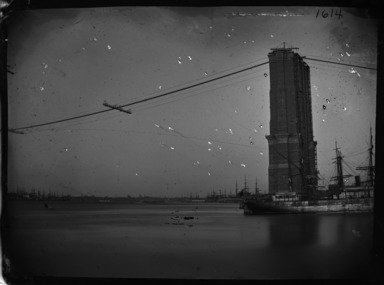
[[5, 201, 373, 279]]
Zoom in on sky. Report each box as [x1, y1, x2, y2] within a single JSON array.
[[6, 6, 377, 197]]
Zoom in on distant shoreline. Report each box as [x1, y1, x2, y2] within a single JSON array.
[[6, 195, 242, 205]]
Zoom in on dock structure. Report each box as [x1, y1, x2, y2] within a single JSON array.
[[266, 43, 318, 194]]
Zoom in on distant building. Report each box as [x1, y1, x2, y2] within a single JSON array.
[[266, 44, 318, 194]]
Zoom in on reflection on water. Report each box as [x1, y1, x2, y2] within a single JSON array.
[[267, 214, 371, 247], [264, 214, 373, 278], [5, 201, 373, 280]]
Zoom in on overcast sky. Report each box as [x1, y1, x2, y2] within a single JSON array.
[[6, 6, 377, 197]]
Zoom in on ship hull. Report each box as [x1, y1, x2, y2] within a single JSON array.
[[243, 198, 373, 215]]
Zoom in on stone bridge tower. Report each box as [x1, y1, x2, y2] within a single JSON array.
[[266, 43, 318, 194]]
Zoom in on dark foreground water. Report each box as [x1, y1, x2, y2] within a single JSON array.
[[4, 201, 374, 280]]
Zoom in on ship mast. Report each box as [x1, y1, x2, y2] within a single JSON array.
[[254, 177, 259, 195], [356, 125, 375, 187], [368, 126, 375, 186], [334, 140, 344, 191], [330, 140, 356, 193], [244, 176, 248, 197]]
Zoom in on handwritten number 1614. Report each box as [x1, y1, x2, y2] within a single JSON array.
[[316, 8, 342, 19]]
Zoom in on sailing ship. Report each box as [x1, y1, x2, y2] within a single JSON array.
[[242, 128, 375, 214]]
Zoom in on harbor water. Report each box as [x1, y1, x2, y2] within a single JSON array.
[[5, 201, 374, 280]]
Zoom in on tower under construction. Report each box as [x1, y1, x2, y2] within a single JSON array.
[[266, 43, 318, 194]]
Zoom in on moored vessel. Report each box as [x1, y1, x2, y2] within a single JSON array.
[[243, 128, 375, 215]]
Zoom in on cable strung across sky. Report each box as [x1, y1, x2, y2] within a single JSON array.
[[304, 57, 377, 70], [8, 60, 269, 132], [6, 56, 376, 133]]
